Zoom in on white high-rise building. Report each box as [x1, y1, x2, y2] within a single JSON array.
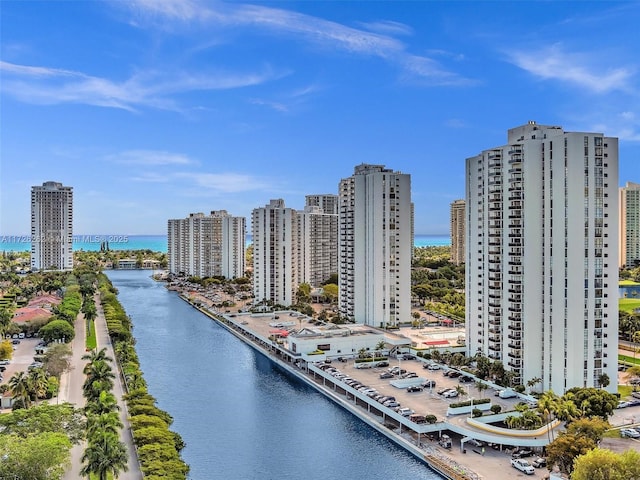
[[619, 182, 640, 268], [305, 194, 338, 215], [338, 164, 412, 327], [450, 199, 466, 266], [466, 121, 618, 393], [252, 199, 298, 306], [297, 205, 338, 287], [30, 181, 73, 271], [167, 211, 245, 278]]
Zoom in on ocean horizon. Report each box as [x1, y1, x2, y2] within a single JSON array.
[[0, 233, 450, 253]]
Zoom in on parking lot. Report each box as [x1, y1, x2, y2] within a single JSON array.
[[1, 337, 41, 389]]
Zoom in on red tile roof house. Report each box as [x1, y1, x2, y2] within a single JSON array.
[[12, 306, 53, 324], [27, 294, 61, 308]]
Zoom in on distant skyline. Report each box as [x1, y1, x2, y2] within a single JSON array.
[[2, 1, 640, 235]]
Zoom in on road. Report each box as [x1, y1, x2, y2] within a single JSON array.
[[61, 293, 142, 479]]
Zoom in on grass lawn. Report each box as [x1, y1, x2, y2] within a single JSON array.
[[86, 319, 97, 350], [619, 385, 635, 398], [618, 354, 640, 366], [619, 298, 640, 313], [619, 280, 640, 286]]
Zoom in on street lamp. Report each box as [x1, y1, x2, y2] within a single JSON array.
[[468, 385, 474, 418]]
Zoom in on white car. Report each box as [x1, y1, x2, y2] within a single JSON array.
[[426, 363, 441, 370], [621, 428, 640, 438], [395, 407, 415, 417], [443, 390, 459, 398], [511, 459, 534, 475]]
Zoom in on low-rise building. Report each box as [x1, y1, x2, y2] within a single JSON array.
[[286, 324, 384, 360]]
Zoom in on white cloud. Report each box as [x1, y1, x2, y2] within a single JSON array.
[[506, 44, 634, 93], [357, 20, 413, 37], [176, 172, 273, 193], [107, 150, 195, 166], [0, 60, 283, 111], [128, 0, 472, 86]]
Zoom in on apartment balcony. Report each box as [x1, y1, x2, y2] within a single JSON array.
[[508, 268, 522, 275], [507, 323, 522, 331], [488, 318, 501, 327], [507, 360, 522, 369], [508, 287, 522, 294], [488, 274, 502, 282], [507, 333, 521, 340], [488, 327, 499, 334], [508, 305, 522, 313], [488, 353, 501, 360], [509, 192, 523, 201], [508, 148, 523, 155], [488, 344, 501, 352], [508, 259, 522, 266], [508, 342, 521, 349], [488, 301, 501, 308], [489, 266, 501, 273]]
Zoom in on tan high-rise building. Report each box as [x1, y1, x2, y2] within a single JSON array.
[[619, 182, 640, 268], [30, 181, 73, 271], [167, 210, 245, 278], [450, 199, 465, 265], [297, 205, 338, 287]]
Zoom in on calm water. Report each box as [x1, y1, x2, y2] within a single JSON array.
[[0, 234, 449, 252], [106, 270, 442, 480]]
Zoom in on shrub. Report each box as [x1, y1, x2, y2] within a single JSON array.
[[490, 404, 502, 414], [472, 408, 483, 418], [424, 414, 437, 424]]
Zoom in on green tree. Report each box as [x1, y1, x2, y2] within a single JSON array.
[[0, 431, 71, 480], [82, 347, 113, 368], [475, 381, 489, 399], [42, 343, 73, 378], [565, 417, 610, 444], [572, 448, 640, 480], [0, 403, 84, 444], [626, 365, 640, 385], [81, 430, 128, 480], [546, 433, 596, 475], [9, 371, 33, 409], [563, 387, 618, 420], [40, 319, 75, 343], [85, 391, 120, 416], [322, 283, 338, 303], [86, 412, 123, 439], [28, 367, 50, 402], [297, 283, 311, 303], [0, 339, 13, 360], [82, 361, 116, 401]]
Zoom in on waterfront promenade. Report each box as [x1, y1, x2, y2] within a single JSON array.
[[60, 293, 142, 480]]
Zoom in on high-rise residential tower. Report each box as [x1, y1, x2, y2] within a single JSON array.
[[30, 181, 73, 271], [167, 210, 245, 278], [297, 205, 338, 287], [338, 164, 412, 327], [252, 199, 298, 306], [450, 199, 466, 266], [619, 182, 640, 268], [305, 194, 339, 215], [466, 121, 618, 393]]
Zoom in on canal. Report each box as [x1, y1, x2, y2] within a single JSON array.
[[107, 270, 442, 480]]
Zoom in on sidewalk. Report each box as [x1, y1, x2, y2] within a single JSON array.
[[61, 293, 142, 480]]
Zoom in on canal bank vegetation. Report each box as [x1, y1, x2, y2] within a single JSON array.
[[98, 273, 189, 479]]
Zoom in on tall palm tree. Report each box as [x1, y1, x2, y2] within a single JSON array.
[[27, 367, 49, 403], [537, 390, 560, 442], [82, 347, 112, 373], [8, 371, 32, 408], [85, 391, 120, 416], [83, 361, 116, 401], [86, 412, 123, 439], [475, 381, 488, 399], [80, 430, 128, 480]]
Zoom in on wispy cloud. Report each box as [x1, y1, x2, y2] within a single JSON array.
[[107, 150, 195, 166], [357, 20, 413, 37], [176, 172, 273, 193], [506, 44, 634, 93], [0, 60, 283, 111], [128, 0, 472, 86]]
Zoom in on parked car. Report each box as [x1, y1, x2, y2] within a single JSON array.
[[511, 459, 534, 475], [512, 449, 534, 459], [406, 385, 423, 393], [497, 389, 518, 399], [425, 363, 441, 370], [401, 372, 418, 379], [395, 407, 415, 417], [0, 360, 10, 366], [384, 401, 400, 408], [448, 371, 462, 378], [621, 428, 640, 438], [443, 390, 459, 398], [422, 380, 436, 388], [459, 376, 474, 383], [532, 457, 547, 468], [379, 372, 394, 379], [437, 388, 454, 395], [438, 434, 452, 449]]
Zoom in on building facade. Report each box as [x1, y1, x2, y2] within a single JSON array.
[[305, 194, 339, 215], [619, 182, 640, 268], [450, 199, 466, 266], [297, 205, 338, 287], [167, 211, 245, 278], [252, 199, 298, 306], [466, 121, 618, 393], [30, 181, 73, 271], [338, 164, 412, 327]]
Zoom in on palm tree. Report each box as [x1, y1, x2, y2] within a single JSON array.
[[475, 381, 488, 399], [86, 412, 123, 439], [8, 371, 32, 408], [83, 361, 116, 401], [597, 373, 610, 389], [85, 391, 120, 416], [81, 430, 128, 480], [526, 377, 542, 394], [27, 367, 49, 403], [537, 390, 560, 442], [82, 347, 112, 372]]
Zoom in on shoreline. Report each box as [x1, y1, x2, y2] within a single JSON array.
[[177, 293, 477, 480]]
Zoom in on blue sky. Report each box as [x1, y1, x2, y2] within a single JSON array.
[[1, 1, 639, 235]]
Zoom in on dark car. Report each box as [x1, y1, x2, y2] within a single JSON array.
[[422, 380, 436, 388], [459, 376, 474, 383], [512, 449, 534, 459], [532, 457, 547, 468], [406, 385, 423, 393], [448, 371, 462, 378], [379, 372, 394, 379]]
